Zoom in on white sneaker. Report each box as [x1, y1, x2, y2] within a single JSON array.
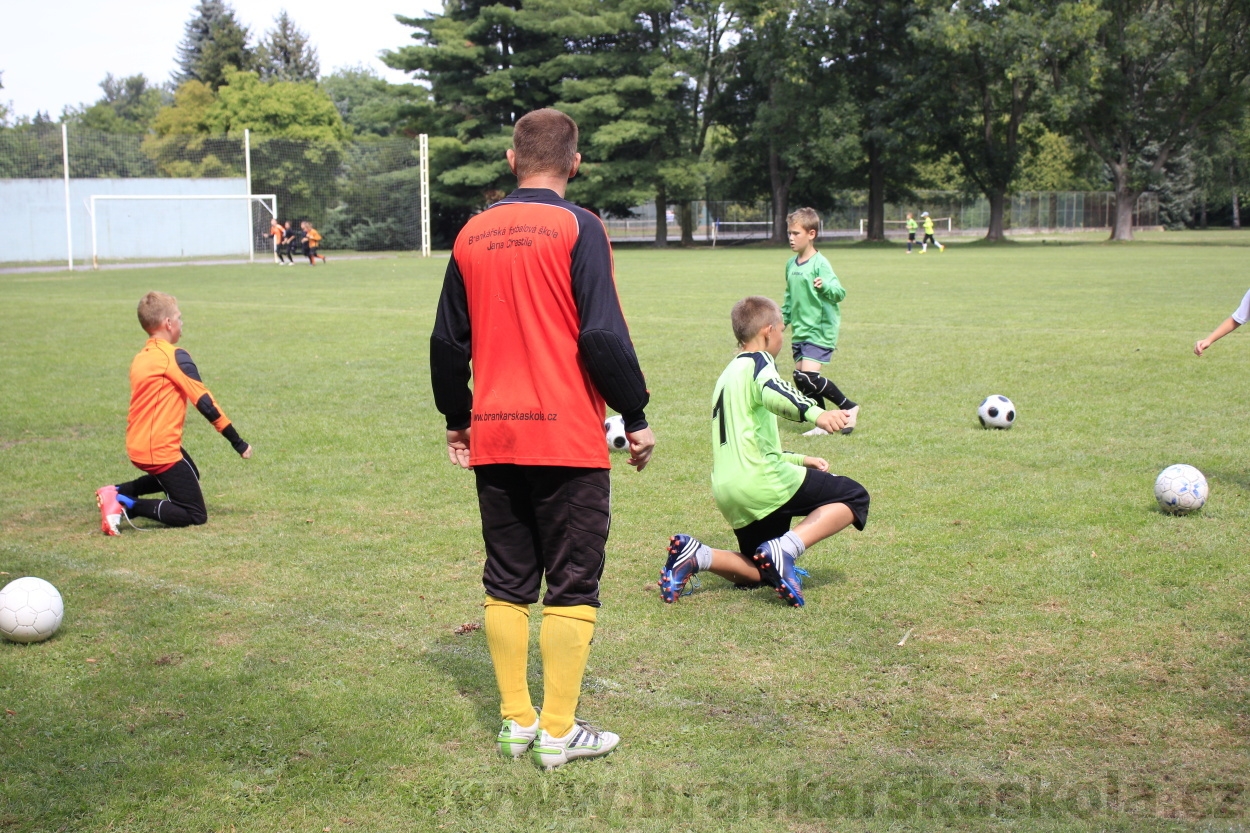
[[496, 715, 540, 758], [531, 719, 619, 769], [802, 426, 830, 437], [840, 405, 859, 435]]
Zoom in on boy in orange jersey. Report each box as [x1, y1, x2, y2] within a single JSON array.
[[264, 218, 293, 265], [94, 292, 252, 535], [301, 220, 326, 264]]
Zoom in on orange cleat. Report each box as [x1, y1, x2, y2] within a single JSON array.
[[95, 485, 122, 536]]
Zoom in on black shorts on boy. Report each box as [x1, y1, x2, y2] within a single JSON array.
[[732, 468, 869, 557]]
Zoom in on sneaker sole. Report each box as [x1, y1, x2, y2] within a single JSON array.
[[659, 536, 692, 603], [751, 548, 782, 589]]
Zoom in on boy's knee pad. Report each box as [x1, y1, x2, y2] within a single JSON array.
[[793, 369, 817, 395]]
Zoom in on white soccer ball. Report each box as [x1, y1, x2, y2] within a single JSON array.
[[1154, 464, 1208, 515], [0, 576, 64, 644], [604, 414, 628, 451], [977, 395, 1016, 429]]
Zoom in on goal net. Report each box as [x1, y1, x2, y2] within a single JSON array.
[[88, 193, 277, 268]]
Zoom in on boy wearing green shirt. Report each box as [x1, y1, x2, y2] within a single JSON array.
[[658, 296, 869, 607], [783, 207, 859, 436], [906, 212, 918, 253], [920, 211, 944, 253]]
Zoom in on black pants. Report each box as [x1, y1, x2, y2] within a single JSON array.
[[474, 464, 611, 608], [278, 242, 295, 262], [117, 449, 207, 527]]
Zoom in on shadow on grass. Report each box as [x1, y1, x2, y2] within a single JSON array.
[[418, 634, 502, 733]]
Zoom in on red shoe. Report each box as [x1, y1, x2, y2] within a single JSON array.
[[95, 485, 122, 536]]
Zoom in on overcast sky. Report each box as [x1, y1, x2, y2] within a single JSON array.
[[0, 0, 438, 119]]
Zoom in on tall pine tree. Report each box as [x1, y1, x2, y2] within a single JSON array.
[[258, 11, 320, 82], [174, 0, 257, 90]]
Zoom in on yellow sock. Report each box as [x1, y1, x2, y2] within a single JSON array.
[[483, 596, 536, 725], [538, 605, 597, 737]]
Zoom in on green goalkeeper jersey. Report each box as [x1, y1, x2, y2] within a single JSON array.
[[907, 217, 918, 233], [782, 251, 846, 349], [710, 351, 825, 529]]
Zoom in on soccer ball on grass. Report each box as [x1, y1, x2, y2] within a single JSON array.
[[604, 414, 628, 451], [1154, 464, 1208, 515], [0, 576, 64, 644], [977, 395, 1016, 429]]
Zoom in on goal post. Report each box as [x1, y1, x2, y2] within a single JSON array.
[[88, 193, 277, 269], [859, 217, 952, 236]]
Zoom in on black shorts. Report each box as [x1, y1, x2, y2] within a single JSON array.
[[474, 464, 611, 607], [733, 468, 869, 556], [908, 232, 916, 241]]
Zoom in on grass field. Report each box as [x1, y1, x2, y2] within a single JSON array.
[[2, 233, 1248, 832]]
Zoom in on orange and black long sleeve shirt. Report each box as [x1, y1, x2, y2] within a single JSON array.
[[430, 187, 649, 469], [125, 338, 247, 472]]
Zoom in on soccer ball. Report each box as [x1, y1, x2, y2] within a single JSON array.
[[604, 414, 628, 451], [0, 576, 64, 644], [1154, 464, 1208, 515], [977, 395, 1016, 429]]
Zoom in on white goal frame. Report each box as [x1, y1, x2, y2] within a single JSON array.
[[861, 217, 951, 236], [88, 193, 278, 269]]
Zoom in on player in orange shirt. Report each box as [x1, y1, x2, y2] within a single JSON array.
[[94, 292, 252, 535], [301, 220, 326, 265], [264, 218, 294, 265]]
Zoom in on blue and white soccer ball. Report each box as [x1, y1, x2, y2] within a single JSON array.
[[0, 576, 64, 644], [977, 395, 1016, 429], [604, 414, 628, 451], [1154, 464, 1208, 515]]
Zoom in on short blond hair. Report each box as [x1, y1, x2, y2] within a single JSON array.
[[731, 296, 782, 346], [137, 291, 178, 333], [786, 207, 821, 234]]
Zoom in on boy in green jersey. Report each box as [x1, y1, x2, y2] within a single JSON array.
[[906, 212, 918, 253], [920, 211, 944, 253], [659, 296, 869, 607], [783, 207, 859, 436]]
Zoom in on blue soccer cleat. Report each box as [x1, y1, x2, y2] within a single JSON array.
[[752, 538, 807, 607], [659, 534, 702, 603]]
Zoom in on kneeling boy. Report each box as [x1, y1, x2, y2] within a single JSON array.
[[95, 292, 252, 534], [660, 296, 868, 607]]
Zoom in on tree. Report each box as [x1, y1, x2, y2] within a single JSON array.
[[321, 66, 432, 137], [912, 0, 1099, 241], [1051, 0, 1250, 240], [174, 0, 257, 90], [258, 11, 320, 82], [65, 74, 167, 134], [716, 0, 860, 242]]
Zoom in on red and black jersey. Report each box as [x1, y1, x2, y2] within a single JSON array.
[[430, 188, 649, 468]]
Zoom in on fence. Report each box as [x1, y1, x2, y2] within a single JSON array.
[[0, 125, 429, 267], [602, 192, 1162, 244]]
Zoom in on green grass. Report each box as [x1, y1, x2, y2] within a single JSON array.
[[2, 234, 1248, 832]]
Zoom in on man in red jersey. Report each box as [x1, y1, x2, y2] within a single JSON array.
[[430, 109, 654, 769]]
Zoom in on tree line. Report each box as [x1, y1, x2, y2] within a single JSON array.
[[3, 0, 1249, 244]]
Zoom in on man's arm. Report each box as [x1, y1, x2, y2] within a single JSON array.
[[568, 215, 650, 433], [430, 256, 473, 431]]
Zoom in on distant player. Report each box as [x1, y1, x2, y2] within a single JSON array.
[[920, 211, 944, 253], [906, 212, 918, 254], [783, 207, 859, 436], [302, 221, 326, 265], [94, 292, 252, 536], [1194, 288, 1250, 355], [264, 218, 292, 265], [659, 296, 868, 607], [285, 221, 305, 262]]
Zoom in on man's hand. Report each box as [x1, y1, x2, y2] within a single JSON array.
[[447, 428, 471, 469], [625, 426, 655, 471], [1194, 338, 1213, 356], [803, 456, 829, 472], [240, 444, 253, 459], [815, 409, 848, 433]]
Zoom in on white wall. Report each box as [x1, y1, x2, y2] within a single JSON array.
[[0, 178, 250, 264]]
